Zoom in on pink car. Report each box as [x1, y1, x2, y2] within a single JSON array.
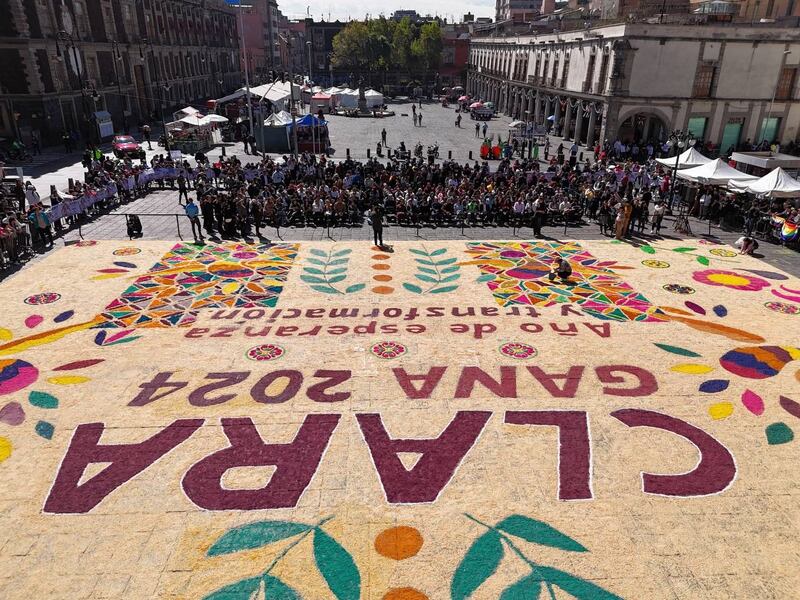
[[112, 135, 145, 159]]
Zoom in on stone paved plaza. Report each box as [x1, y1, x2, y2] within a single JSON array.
[[1, 101, 799, 600]]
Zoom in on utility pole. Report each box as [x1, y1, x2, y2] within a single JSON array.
[[278, 33, 299, 156], [111, 40, 129, 133], [238, 0, 254, 135]]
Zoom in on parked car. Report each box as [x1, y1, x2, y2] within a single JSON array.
[[112, 135, 145, 159]]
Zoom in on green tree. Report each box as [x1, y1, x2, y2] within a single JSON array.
[[413, 22, 443, 73], [390, 17, 414, 71]]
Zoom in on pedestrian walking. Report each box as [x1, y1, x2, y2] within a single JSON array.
[[62, 131, 71, 153], [184, 197, 204, 243], [482, 122, 487, 137], [31, 132, 41, 156], [475, 123, 480, 137], [455, 114, 462, 128], [418, 113, 422, 127], [413, 113, 418, 127], [142, 124, 152, 150], [177, 174, 189, 205]]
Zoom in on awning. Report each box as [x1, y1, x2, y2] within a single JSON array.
[[655, 147, 711, 169], [729, 167, 800, 197], [677, 158, 758, 185]]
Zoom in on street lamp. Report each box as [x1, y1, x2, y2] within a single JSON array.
[[667, 130, 696, 234], [141, 38, 171, 153], [58, 30, 96, 145], [277, 34, 299, 156], [762, 50, 792, 145], [307, 40, 313, 85], [111, 40, 129, 133]]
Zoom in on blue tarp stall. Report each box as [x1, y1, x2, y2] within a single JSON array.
[[288, 114, 330, 153]]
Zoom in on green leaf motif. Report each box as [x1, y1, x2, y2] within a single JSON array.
[[332, 248, 352, 257], [313, 528, 361, 600], [672, 247, 696, 253], [435, 257, 458, 265], [328, 258, 350, 266], [403, 282, 423, 294], [327, 267, 348, 275], [640, 245, 656, 254], [415, 258, 436, 265], [476, 274, 495, 283], [653, 342, 701, 358], [451, 530, 504, 600], [500, 572, 542, 600], [418, 266, 438, 275], [306, 257, 326, 266], [301, 274, 327, 284], [327, 274, 347, 284], [28, 391, 58, 409], [697, 255, 710, 265], [263, 574, 302, 600], [303, 267, 325, 275], [537, 566, 622, 600], [204, 576, 260, 600], [207, 521, 311, 556], [345, 283, 366, 294], [439, 274, 461, 284], [309, 248, 327, 257], [415, 273, 438, 283], [409, 248, 428, 256], [441, 265, 460, 274], [311, 285, 341, 294], [496, 515, 587, 553], [430, 285, 459, 294], [430, 248, 447, 256]]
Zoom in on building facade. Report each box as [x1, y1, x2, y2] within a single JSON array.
[[304, 19, 346, 86], [235, 0, 284, 84], [496, 0, 544, 22], [0, 0, 242, 145], [468, 23, 800, 151]]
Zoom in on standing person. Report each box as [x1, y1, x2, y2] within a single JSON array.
[[31, 131, 41, 156], [544, 136, 551, 161], [28, 204, 53, 248], [651, 198, 666, 234], [200, 194, 215, 236], [248, 133, 257, 156], [184, 197, 204, 243], [482, 122, 488, 138], [475, 122, 480, 137], [142, 124, 152, 150], [177, 173, 189, 205], [14, 180, 26, 213], [62, 130, 71, 153], [418, 113, 422, 127], [369, 203, 384, 248], [455, 114, 462, 128], [413, 113, 418, 127], [381, 128, 387, 145]]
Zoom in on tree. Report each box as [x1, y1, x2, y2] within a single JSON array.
[[413, 22, 443, 73], [390, 17, 414, 72]]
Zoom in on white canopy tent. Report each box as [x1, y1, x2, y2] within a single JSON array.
[[215, 82, 300, 110], [677, 158, 758, 185], [178, 114, 229, 127], [728, 167, 800, 197], [364, 89, 384, 108], [264, 111, 293, 126], [656, 147, 711, 169], [337, 89, 359, 108]]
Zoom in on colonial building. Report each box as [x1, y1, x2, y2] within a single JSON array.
[[467, 23, 800, 150], [0, 0, 242, 144], [496, 0, 545, 23]]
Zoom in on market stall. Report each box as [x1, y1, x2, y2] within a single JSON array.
[[655, 147, 711, 169], [728, 167, 800, 197], [165, 113, 228, 154], [676, 158, 757, 185], [288, 114, 329, 154], [364, 89, 384, 108], [310, 93, 332, 114]]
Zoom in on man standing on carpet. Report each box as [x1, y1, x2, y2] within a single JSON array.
[[369, 203, 384, 248]]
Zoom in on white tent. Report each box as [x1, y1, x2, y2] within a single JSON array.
[[364, 89, 384, 108], [179, 114, 206, 126], [677, 158, 758, 185], [203, 114, 228, 123], [508, 120, 526, 128], [337, 89, 359, 108], [215, 82, 299, 109], [264, 111, 293, 126], [656, 147, 711, 169], [729, 167, 800, 197]]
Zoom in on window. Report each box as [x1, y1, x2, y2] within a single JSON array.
[[597, 52, 609, 93], [561, 54, 570, 88], [776, 67, 797, 101], [693, 63, 716, 98], [760, 117, 780, 142], [687, 116, 708, 141]]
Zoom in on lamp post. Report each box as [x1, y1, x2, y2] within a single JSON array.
[[761, 50, 792, 146], [237, 0, 254, 136], [277, 33, 299, 157], [111, 40, 128, 133], [668, 130, 696, 234], [141, 38, 171, 153], [307, 40, 313, 85], [57, 30, 95, 145]]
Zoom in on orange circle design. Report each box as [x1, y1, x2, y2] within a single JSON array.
[[372, 263, 391, 271], [382, 588, 429, 600], [372, 254, 391, 260], [374, 526, 424, 560], [372, 286, 395, 294], [373, 274, 393, 282]]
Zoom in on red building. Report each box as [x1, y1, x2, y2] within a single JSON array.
[[439, 25, 470, 88]]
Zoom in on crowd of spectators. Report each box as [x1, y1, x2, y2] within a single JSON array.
[[2, 136, 798, 270]]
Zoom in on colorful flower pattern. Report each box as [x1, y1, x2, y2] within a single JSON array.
[[371, 341, 407, 359], [499, 342, 538, 360], [23, 293, 61, 306], [246, 344, 285, 362], [663, 284, 695, 295], [693, 269, 770, 292]]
